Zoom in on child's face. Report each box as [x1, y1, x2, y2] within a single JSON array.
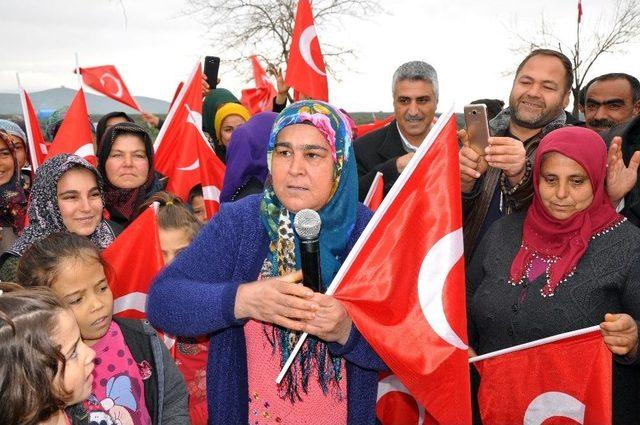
[[52, 309, 95, 405], [159, 227, 192, 265], [52, 255, 113, 346], [190, 195, 207, 223]]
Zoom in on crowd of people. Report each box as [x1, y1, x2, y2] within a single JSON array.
[[0, 46, 639, 425]]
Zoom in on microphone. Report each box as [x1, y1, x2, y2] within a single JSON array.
[[293, 209, 322, 293]]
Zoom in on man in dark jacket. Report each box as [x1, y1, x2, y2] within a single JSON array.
[[353, 61, 438, 201], [459, 49, 573, 258]]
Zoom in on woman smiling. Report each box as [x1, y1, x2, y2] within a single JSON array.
[[0, 154, 117, 282]]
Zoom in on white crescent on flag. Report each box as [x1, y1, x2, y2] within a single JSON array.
[[523, 391, 586, 425], [299, 26, 326, 76], [99, 72, 124, 98], [377, 375, 425, 425], [177, 159, 200, 171], [185, 106, 203, 130], [74, 143, 95, 159], [417, 228, 467, 350]]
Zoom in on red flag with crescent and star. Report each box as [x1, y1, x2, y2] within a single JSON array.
[[285, 0, 328, 101], [332, 110, 471, 424], [18, 86, 48, 171], [104, 204, 164, 319], [77, 65, 141, 111], [46, 88, 96, 165], [154, 62, 225, 217], [475, 330, 611, 424]]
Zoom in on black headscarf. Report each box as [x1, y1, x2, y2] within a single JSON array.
[[96, 111, 135, 151], [97, 122, 156, 226]]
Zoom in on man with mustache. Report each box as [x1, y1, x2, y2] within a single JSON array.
[[584, 73, 640, 133], [354, 61, 438, 201], [459, 49, 572, 258]]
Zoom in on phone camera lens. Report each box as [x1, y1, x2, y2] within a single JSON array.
[[472, 110, 477, 115]]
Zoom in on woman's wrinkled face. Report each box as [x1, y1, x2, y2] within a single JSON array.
[[538, 152, 594, 220], [57, 168, 104, 236], [105, 134, 149, 189], [220, 115, 246, 146], [271, 124, 334, 213], [0, 138, 15, 185]]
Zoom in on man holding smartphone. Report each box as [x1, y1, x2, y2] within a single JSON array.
[[354, 61, 438, 201], [459, 49, 573, 259]]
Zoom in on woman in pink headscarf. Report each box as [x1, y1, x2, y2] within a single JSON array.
[[467, 126, 640, 423]]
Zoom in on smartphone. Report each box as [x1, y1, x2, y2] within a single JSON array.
[[204, 56, 220, 90], [464, 104, 490, 155]]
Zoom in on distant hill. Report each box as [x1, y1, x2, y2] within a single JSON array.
[[0, 87, 170, 116]]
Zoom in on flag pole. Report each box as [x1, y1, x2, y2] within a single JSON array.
[[468, 325, 600, 363], [276, 105, 457, 384], [75, 53, 82, 89]]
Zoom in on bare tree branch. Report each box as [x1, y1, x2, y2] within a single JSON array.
[[182, 0, 384, 82]]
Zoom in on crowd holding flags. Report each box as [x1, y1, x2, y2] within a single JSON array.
[[10, 0, 622, 423]]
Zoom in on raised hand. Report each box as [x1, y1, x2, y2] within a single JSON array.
[[606, 136, 640, 205]]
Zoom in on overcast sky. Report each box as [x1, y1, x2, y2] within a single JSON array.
[[1, 0, 638, 113]]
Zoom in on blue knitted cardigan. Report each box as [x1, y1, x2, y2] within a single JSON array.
[[147, 194, 387, 424]]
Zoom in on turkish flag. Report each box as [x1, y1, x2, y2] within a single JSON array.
[[103, 205, 164, 319], [285, 0, 328, 101], [77, 65, 141, 111], [241, 56, 277, 114], [357, 115, 395, 138], [46, 88, 96, 165], [475, 330, 611, 424], [154, 62, 226, 217], [363, 171, 384, 212], [333, 112, 471, 424], [377, 373, 427, 425], [18, 86, 48, 171]]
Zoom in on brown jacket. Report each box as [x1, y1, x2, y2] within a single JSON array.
[[462, 109, 567, 258]]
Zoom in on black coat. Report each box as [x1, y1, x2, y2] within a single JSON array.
[[353, 120, 406, 202], [602, 115, 640, 226]]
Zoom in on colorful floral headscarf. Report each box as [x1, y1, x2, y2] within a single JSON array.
[[259, 100, 358, 402]]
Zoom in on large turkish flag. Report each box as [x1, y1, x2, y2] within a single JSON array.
[[333, 111, 471, 424], [475, 330, 611, 425], [154, 61, 225, 216], [285, 0, 328, 101]]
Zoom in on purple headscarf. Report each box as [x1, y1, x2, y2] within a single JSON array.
[[219, 111, 278, 203]]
